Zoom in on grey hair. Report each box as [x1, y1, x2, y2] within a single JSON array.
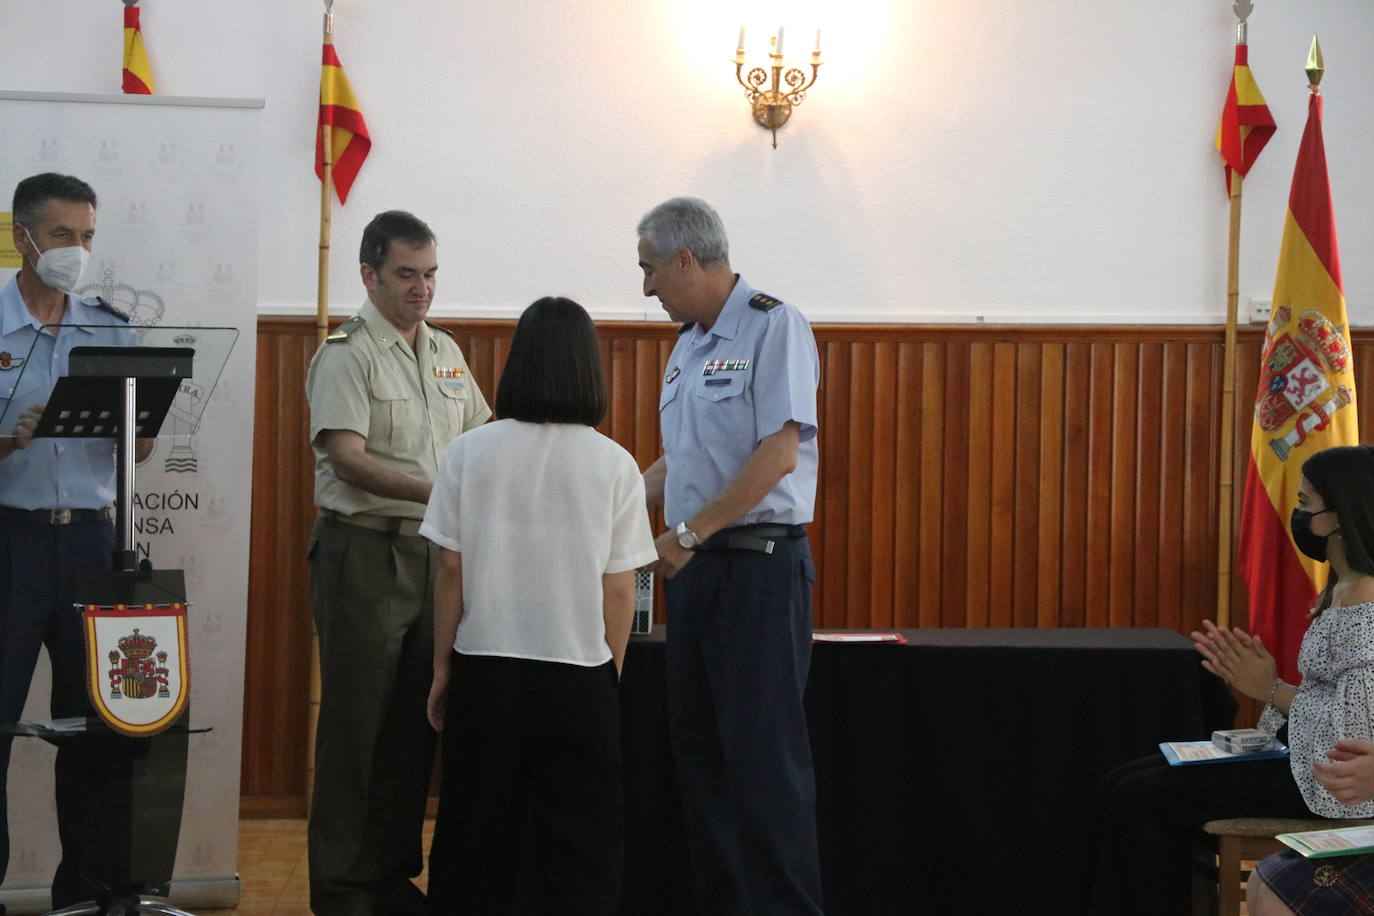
[[636, 197, 730, 269]]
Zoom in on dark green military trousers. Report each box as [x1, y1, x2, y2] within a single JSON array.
[[307, 513, 437, 916]]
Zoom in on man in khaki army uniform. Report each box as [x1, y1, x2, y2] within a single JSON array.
[[305, 210, 490, 916]]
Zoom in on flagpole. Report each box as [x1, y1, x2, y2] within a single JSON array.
[[1216, 7, 1255, 630], [317, 2, 335, 348], [1218, 168, 1241, 629], [308, 0, 336, 814]]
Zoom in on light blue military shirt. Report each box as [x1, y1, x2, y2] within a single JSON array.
[[0, 275, 137, 510], [658, 276, 820, 528]]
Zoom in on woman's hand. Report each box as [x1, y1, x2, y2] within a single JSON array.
[[426, 668, 450, 734], [1189, 619, 1277, 701], [1314, 739, 1374, 806]]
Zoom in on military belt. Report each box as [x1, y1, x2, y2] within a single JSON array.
[[321, 508, 424, 538], [0, 505, 115, 525], [697, 523, 806, 556]]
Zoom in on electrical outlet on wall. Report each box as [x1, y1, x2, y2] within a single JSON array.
[[1250, 298, 1272, 325]]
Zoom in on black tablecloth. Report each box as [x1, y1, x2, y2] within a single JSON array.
[[620, 627, 1236, 915]]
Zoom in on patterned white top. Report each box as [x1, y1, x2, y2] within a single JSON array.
[[1259, 600, 1374, 818]]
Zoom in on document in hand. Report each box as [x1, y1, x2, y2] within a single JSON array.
[[1158, 740, 1290, 766], [1276, 824, 1374, 858]]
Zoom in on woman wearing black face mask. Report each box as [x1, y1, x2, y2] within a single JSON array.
[[1085, 444, 1374, 916]]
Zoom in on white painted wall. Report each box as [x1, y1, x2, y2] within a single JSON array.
[[1, 0, 1371, 324]]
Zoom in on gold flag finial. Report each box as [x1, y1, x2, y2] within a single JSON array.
[[1306, 35, 1325, 89]]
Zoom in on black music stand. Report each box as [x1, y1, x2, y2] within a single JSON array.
[[36, 346, 192, 572]]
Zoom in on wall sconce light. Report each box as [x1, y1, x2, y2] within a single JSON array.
[[733, 26, 823, 149]]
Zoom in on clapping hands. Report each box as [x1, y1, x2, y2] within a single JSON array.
[[1190, 619, 1277, 702]]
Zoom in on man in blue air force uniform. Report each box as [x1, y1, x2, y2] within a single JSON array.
[[638, 197, 824, 915], [0, 173, 144, 911]]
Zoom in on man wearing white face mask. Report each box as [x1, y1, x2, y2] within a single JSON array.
[[0, 172, 144, 911]]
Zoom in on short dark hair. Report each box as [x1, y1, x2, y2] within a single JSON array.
[[12, 173, 98, 227], [495, 297, 607, 427], [359, 210, 435, 272], [1304, 445, 1374, 576]]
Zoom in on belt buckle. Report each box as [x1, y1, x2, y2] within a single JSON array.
[[51, 508, 71, 525]]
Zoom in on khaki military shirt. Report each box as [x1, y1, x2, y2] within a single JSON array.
[[306, 298, 491, 518]]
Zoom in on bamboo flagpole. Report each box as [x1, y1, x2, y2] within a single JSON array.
[[307, 0, 336, 811], [1218, 177, 1241, 628], [308, 0, 371, 812], [317, 0, 335, 348], [1214, 1, 1274, 627]]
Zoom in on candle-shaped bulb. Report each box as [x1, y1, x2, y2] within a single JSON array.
[[776, 26, 785, 56], [814, 27, 822, 54], [738, 25, 746, 51]]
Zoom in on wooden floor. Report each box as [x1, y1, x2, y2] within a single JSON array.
[[212, 819, 434, 915], [220, 818, 1255, 915]]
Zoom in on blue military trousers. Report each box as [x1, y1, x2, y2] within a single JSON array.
[[0, 514, 113, 906], [664, 535, 824, 915]]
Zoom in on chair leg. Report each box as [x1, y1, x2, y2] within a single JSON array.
[[1217, 837, 1244, 916]]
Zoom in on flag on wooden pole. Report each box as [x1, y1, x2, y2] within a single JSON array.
[[1238, 46, 1356, 682], [316, 43, 371, 205], [1215, 43, 1274, 193], [122, 4, 155, 95]]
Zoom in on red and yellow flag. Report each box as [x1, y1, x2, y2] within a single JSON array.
[[316, 43, 371, 205], [1215, 44, 1274, 193], [122, 5, 155, 95], [1237, 92, 1356, 682]]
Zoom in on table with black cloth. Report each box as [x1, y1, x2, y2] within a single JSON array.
[[619, 627, 1237, 916]]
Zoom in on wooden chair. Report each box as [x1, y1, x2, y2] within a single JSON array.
[[1196, 816, 1374, 916]]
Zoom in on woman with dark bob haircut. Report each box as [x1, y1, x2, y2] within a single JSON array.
[[1087, 444, 1374, 915], [419, 296, 657, 913]]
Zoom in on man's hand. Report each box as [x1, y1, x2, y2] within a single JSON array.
[[1315, 739, 1374, 806], [14, 403, 44, 449], [652, 529, 695, 579]]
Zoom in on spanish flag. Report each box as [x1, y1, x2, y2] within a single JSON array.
[[1215, 43, 1274, 193], [316, 42, 371, 205], [1237, 91, 1356, 683], [122, 5, 155, 95]]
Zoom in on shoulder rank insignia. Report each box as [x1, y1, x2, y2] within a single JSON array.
[[326, 315, 365, 343], [749, 292, 781, 311], [425, 321, 455, 338], [86, 296, 130, 322]]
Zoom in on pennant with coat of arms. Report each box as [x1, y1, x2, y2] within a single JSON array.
[[82, 603, 189, 736]]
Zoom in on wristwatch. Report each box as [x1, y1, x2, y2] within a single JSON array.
[[676, 521, 702, 550]]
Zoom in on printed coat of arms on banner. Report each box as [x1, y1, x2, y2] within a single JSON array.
[[82, 603, 190, 736], [1254, 307, 1354, 462]]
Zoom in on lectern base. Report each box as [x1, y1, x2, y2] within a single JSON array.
[[48, 896, 195, 916]]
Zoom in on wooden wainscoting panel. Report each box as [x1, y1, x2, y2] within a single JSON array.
[[245, 317, 1374, 808], [964, 341, 993, 628], [1035, 342, 1065, 628], [242, 323, 318, 805], [916, 343, 946, 630]]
